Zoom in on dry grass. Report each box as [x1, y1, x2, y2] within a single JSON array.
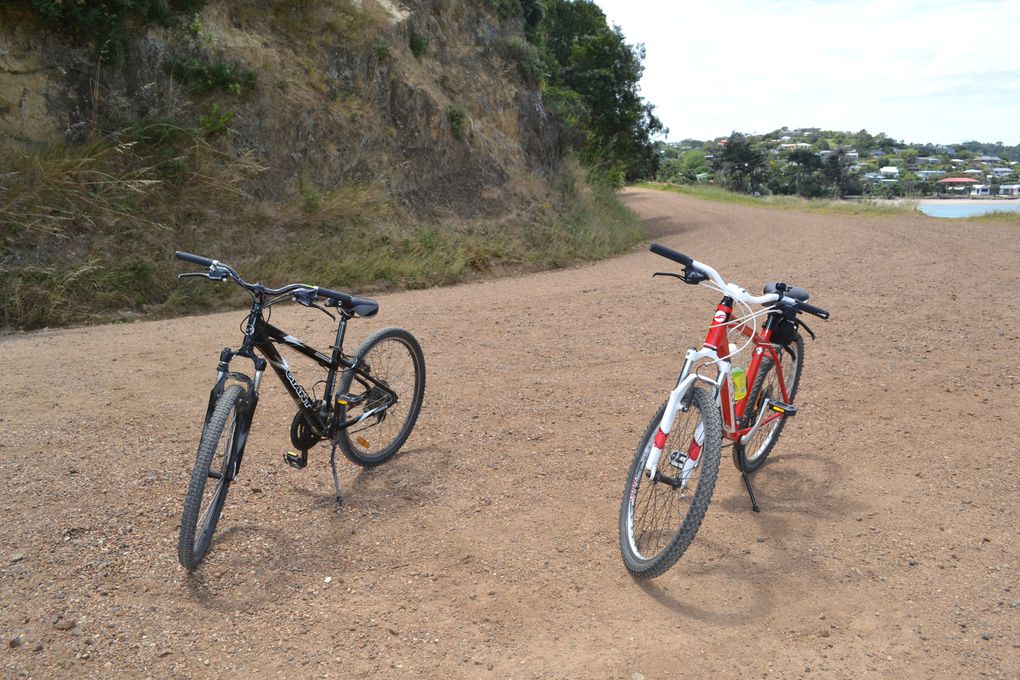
[[1, 130, 645, 330]]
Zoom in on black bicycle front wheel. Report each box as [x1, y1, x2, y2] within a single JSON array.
[[737, 333, 804, 472], [336, 327, 425, 467], [178, 383, 246, 570], [619, 386, 722, 579]]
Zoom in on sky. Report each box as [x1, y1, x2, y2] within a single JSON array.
[[593, 0, 1020, 146]]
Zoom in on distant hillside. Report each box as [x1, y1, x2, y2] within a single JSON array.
[[658, 127, 1020, 199]]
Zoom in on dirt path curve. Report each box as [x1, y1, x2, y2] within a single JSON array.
[[1, 188, 1017, 678]]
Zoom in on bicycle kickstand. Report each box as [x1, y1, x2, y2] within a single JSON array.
[[329, 441, 344, 508], [741, 471, 761, 513]]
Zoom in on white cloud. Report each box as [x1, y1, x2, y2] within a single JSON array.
[[594, 0, 1020, 144]]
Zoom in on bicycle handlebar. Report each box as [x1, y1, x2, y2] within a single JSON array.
[[175, 251, 216, 268], [650, 243, 778, 306], [649, 243, 693, 267], [174, 251, 358, 305], [796, 300, 830, 320]]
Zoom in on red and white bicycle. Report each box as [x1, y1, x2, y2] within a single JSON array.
[[619, 243, 830, 578]]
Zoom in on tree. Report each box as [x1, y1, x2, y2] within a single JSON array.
[[822, 149, 856, 198], [713, 133, 764, 193], [539, 0, 664, 184]]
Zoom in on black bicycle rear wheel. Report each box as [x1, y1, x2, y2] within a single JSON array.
[[336, 327, 425, 467], [737, 333, 804, 472], [619, 386, 722, 579], [178, 384, 246, 570]]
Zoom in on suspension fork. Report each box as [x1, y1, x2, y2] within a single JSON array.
[[644, 296, 734, 477], [643, 347, 727, 477]]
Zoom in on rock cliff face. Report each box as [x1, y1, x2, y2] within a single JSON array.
[[0, 0, 562, 216]]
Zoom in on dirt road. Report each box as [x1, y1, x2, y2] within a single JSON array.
[[1, 188, 1017, 678]]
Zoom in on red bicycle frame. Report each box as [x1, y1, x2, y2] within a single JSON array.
[[704, 298, 790, 444]]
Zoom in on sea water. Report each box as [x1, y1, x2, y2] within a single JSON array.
[[917, 202, 1020, 218]]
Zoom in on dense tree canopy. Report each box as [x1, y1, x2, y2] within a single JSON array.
[[534, 0, 664, 185]]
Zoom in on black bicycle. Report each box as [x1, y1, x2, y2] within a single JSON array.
[[174, 251, 426, 570]]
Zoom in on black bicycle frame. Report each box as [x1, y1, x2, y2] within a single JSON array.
[[210, 296, 397, 443]]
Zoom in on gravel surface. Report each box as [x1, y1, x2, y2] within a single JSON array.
[[1, 188, 1017, 678]]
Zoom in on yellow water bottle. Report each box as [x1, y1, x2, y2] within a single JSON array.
[[732, 366, 747, 401]]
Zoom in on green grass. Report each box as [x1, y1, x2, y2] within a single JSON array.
[[1, 131, 646, 330], [635, 181, 917, 217], [958, 210, 1020, 224]]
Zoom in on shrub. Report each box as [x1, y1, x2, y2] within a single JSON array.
[[447, 106, 467, 141], [409, 29, 429, 58], [162, 58, 257, 96], [24, 0, 206, 62]]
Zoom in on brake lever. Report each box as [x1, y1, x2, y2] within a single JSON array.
[[177, 272, 211, 281], [653, 272, 685, 280]]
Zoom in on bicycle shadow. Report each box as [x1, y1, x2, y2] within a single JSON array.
[[181, 523, 316, 612], [712, 448, 865, 518], [627, 536, 778, 625], [287, 443, 452, 513]]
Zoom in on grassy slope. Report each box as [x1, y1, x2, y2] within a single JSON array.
[[0, 124, 645, 329]]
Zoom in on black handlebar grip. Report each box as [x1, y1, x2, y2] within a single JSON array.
[[799, 301, 830, 320], [175, 251, 215, 267], [650, 243, 694, 267], [315, 286, 352, 304]]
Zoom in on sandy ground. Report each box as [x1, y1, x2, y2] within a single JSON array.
[[1, 188, 1018, 679]]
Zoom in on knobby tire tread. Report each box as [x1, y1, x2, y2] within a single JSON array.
[[178, 384, 246, 570], [738, 333, 805, 472], [336, 327, 425, 468], [619, 386, 723, 579]]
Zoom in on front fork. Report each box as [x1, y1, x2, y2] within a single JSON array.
[[204, 348, 265, 480], [643, 346, 729, 479]]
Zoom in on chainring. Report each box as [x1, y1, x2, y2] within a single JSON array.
[[290, 411, 322, 451]]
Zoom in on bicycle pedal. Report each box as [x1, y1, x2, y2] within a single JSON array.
[[334, 392, 365, 406], [769, 401, 798, 416], [284, 450, 308, 469]]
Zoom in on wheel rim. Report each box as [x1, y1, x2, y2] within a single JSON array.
[[344, 337, 419, 458], [626, 402, 706, 561], [194, 403, 239, 552], [744, 344, 798, 463]]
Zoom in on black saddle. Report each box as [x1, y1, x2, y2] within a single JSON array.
[[345, 296, 379, 317]]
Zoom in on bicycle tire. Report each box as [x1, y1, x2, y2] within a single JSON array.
[[335, 327, 425, 467], [737, 333, 805, 472], [178, 383, 246, 570], [619, 386, 722, 579]]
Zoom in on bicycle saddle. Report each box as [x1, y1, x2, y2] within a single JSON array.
[[346, 296, 379, 317], [764, 282, 809, 301]]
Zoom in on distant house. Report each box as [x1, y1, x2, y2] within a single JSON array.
[[915, 156, 940, 165], [916, 170, 947, 180], [999, 184, 1020, 195], [963, 169, 984, 176], [990, 167, 1014, 177], [976, 155, 1002, 163], [863, 172, 884, 181], [972, 184, 991, 196], [880, 166, 900, 177], [869, 150, 886, 159]]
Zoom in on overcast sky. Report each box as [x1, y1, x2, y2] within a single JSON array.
[[593, 0, 1020, 146]]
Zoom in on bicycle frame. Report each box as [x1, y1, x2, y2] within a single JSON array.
[[208, 296, 397, 454], [643, 295, 791, 477]]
